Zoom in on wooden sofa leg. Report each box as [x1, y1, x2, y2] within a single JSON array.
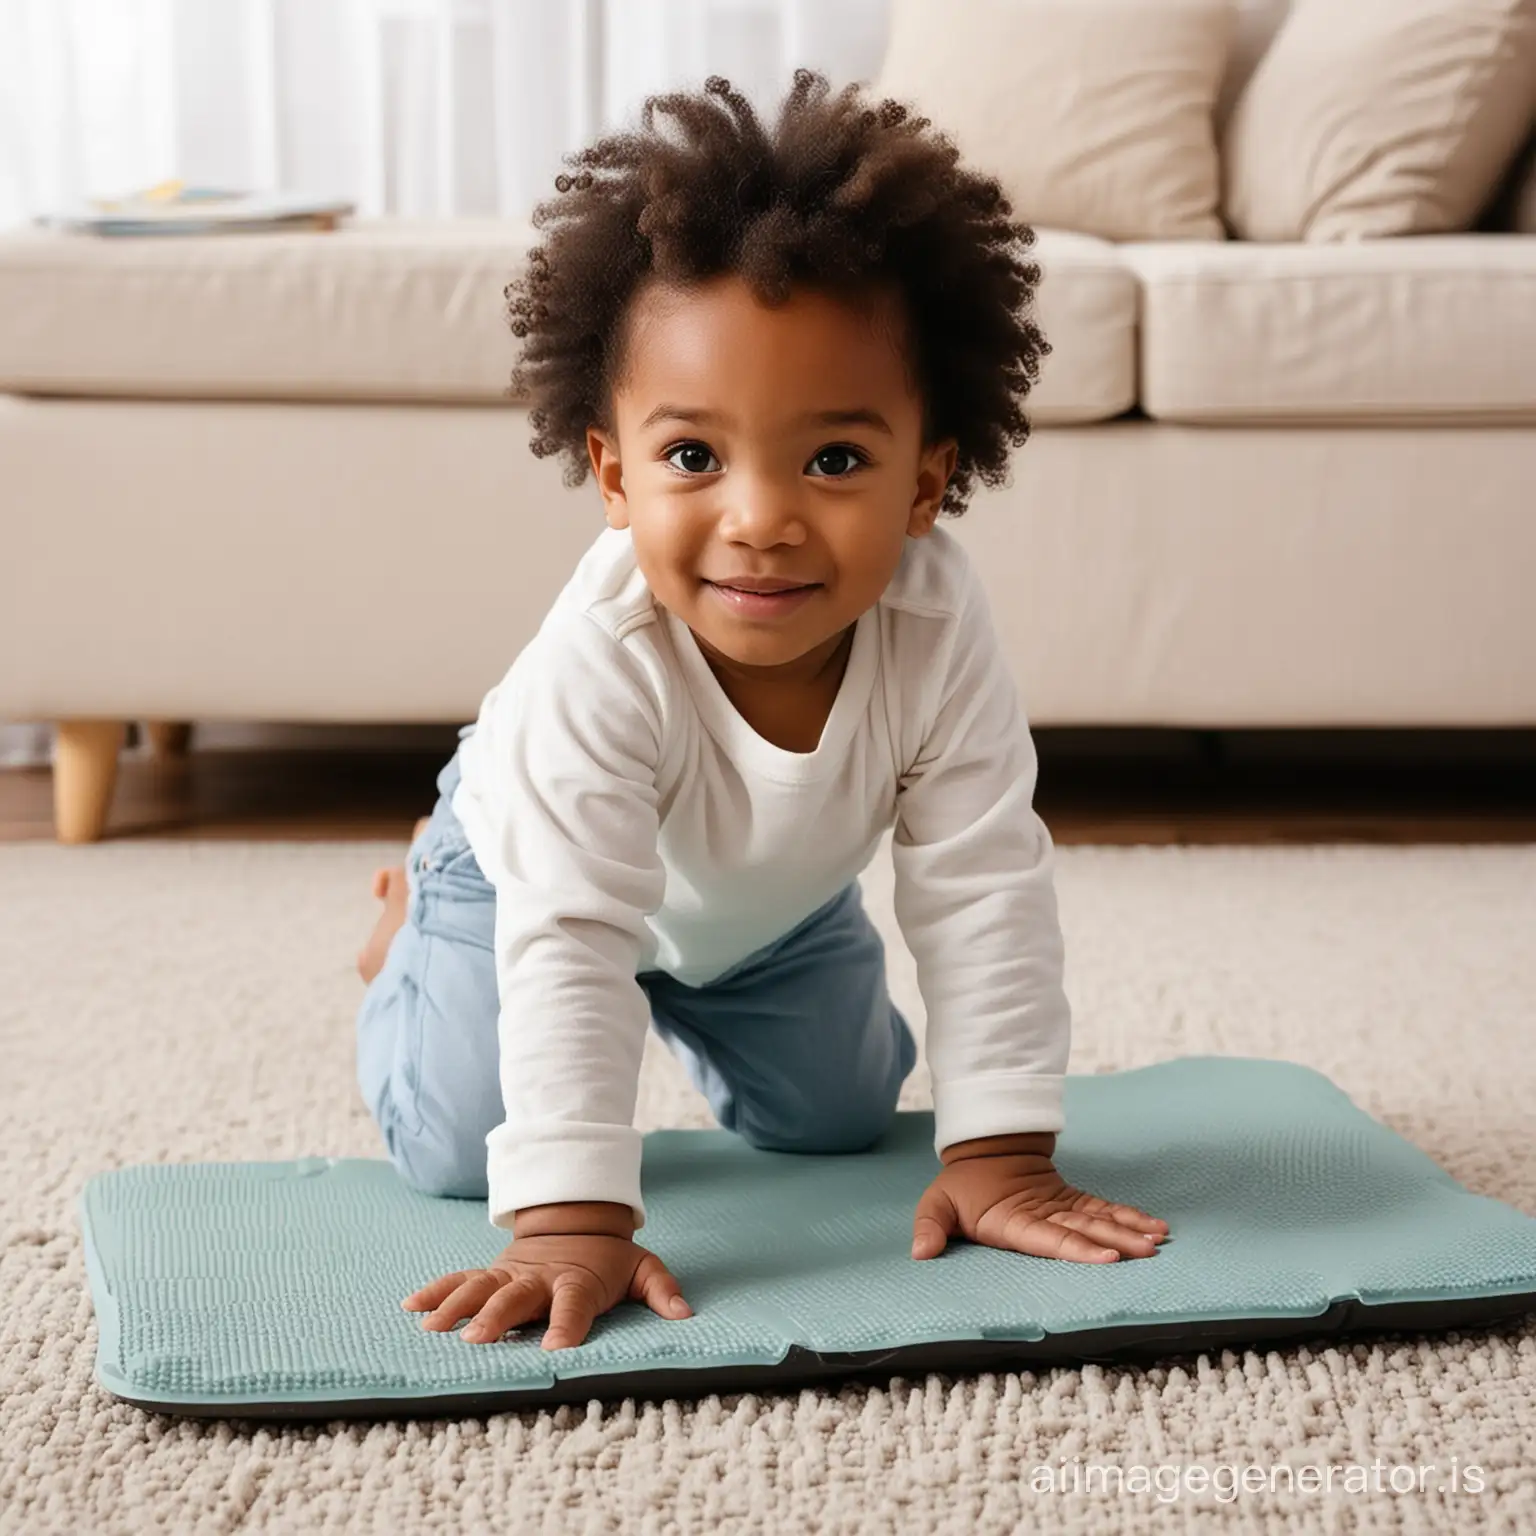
[[54, 721, 126, 844], [144, 721, 193, 759]]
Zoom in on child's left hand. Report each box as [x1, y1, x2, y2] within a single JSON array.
[[911, 1133, 1169, 1264]]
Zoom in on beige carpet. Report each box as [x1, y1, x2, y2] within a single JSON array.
[[2, 837, 1533, 1533]]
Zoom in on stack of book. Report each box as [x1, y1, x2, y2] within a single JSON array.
[[39, 181, 355, 236]]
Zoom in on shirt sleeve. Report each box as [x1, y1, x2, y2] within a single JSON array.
[[890, 560, 1072, 1158], [452, 609, 668, 1233]]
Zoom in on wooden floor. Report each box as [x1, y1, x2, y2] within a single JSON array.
[[4, 727, 1536, 846]]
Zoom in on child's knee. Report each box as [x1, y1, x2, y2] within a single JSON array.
[[736, 1091, 901, 1156], [722, 1008, 914, 1156], [386, 1120, 490, 1202]]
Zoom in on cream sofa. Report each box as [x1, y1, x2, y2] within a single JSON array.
[[4, 219, 1532, 842], [3, 0, 1536, 842]]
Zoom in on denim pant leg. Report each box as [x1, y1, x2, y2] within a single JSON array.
[[355, 726, 503, 1200], [641, 882, 919, 1154]]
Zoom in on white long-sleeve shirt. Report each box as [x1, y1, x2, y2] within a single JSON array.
[[453, 520, 1072, 1231]]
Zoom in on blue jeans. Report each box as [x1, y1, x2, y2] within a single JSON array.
[[356, 725, 919, 1203]]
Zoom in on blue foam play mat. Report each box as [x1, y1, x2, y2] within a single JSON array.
[[77, 1057, 1536, 1421]]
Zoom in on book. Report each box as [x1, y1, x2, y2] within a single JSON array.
[[38, 181, 355, 236]]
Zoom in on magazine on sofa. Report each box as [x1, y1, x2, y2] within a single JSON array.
[[39, 181, 354, 236]]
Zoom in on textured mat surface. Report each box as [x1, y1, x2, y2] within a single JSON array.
[[79, 1055, 1536, 1418]]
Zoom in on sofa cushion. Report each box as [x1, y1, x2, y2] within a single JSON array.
[[1025, 230, 1138, 423], [0, 222, 1136, 425], [1122, 237, 1536, 422], [0, 220, 538, 405], [876, 0, 1233, 242]]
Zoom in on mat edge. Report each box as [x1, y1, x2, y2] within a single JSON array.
[[76, 1182, 124, 1397], [93, 1292, 1536, 1421]]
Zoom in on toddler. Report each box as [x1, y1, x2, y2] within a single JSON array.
[[355, 71, 1167, 1352]]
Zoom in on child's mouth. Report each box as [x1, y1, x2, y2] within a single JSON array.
[[707, 582, 820, 618]]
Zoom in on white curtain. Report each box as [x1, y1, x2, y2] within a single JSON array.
[[0, 0, 892, 229], [0, 0, 890, 764]]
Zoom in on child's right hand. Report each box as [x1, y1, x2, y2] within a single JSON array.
[[403, 1205, 692, 1351]]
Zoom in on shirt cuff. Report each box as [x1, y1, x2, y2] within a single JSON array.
[[931, 1071, 1066, 1157], [485, 1120, 647, 1232]]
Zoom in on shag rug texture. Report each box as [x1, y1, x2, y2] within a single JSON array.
[[1, 837, 1533, 1534]]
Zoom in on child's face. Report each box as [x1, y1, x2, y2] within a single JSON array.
[[586, 274, 957, 684]]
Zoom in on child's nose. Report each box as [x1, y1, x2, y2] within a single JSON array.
[[717, 474, 809, 545]]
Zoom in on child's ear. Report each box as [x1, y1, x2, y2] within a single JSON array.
[[587, 426, 629, 529], [907, 437, 958, 537]]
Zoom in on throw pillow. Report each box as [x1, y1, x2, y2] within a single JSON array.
[[1223, 0, 1536, 241], [875, 0, 1236, 242]]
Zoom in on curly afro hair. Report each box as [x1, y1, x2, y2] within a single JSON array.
[[505, 69, 1049, 518]]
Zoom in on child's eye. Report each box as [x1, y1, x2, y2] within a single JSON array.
[[805, 444, 868, 478], [663, 442, 721, 475]]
